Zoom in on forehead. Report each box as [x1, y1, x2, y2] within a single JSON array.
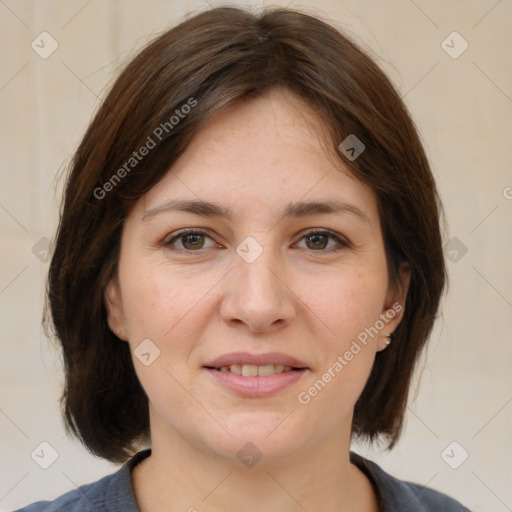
[[134, 88, 378, 225]]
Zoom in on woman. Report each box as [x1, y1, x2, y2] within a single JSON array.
[[16, 6, 470, 512]]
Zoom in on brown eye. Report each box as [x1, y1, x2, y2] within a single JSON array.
[[305, 233, 329, 250], [165, 230, 216, 251], [181, 233, 205, 250], [164, 228, 348, 254], [298, 230, 349, 252]]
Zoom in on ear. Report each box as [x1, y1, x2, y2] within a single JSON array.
[[104, 275, 129, 341], [377, 262, 411, 351]]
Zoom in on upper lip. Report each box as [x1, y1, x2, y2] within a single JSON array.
[[203, 352, 310, 369]]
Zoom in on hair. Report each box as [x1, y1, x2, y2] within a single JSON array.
[[44, 5, 447, 463]]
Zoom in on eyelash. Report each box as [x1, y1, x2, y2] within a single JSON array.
[[163, 228, 350, 253]]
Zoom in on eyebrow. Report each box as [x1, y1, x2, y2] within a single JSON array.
[[142, 198, 371, 225]]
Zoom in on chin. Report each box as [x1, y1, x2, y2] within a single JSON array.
[[201, 413, 310, 466]]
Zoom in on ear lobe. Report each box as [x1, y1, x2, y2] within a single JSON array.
[[104, 277, 128, 340]]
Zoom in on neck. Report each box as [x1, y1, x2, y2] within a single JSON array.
[[132, 422, 378, 512]]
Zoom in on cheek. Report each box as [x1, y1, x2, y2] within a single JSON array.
[[120, 260, 214, 341], [296, 272, 385, 422], [305, 266, 388, 346], [118, 264, 210, 408]]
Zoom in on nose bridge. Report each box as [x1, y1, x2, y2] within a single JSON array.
[[234, 236, 282, 301], [221, 235, 295, 331]]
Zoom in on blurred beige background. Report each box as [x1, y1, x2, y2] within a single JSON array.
[[1, 1, 511, 511]]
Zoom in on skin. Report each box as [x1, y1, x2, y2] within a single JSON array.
[[105, 87, 410, 512]]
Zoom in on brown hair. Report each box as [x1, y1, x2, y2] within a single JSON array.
[[44, 5, 447, 463]]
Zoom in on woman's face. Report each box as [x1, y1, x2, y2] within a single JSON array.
[[105, 88, 409, 465]]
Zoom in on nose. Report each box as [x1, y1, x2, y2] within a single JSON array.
[[220, 243, 297, 335]]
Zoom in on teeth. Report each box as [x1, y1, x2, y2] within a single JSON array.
[[241, 365, 258, 376], [229, 364, 242, 374], [216, 364, 296, 375], [257, 364, 276, 376]]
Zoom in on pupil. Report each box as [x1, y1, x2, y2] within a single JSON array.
[[184, 234, 203, 249], [308, 234, 327, 250]]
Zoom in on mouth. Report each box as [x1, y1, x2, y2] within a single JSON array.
[[202, 352, 310, 397], [202, 353, 310, 397], [204, 364, 305, 376]]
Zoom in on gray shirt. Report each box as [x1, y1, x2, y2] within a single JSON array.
[[13, 449, 471, 511]]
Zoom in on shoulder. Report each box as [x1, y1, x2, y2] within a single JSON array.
[[12, 474, 113, 512], [350, 451, 472, 512], [12, 450, 151, 512], [391, 479, 471, 511]]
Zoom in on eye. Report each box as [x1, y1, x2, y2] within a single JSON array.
[[163, 228, 350, 253], [164, 229, 218, 251], [296, 229, 349, 252]]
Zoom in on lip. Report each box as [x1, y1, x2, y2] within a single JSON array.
[[203, 367, 309, 398], [203, 351, 310, 369], [202, 351, 310, 398]]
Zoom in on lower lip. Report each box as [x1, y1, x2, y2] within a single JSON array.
[[203, 368, 308, 398]]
